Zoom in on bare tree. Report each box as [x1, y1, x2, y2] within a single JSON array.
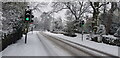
[[50, 1, 90, 33], [2, 2, 27, 33], [51, 1, 90, 21], [106, 2, 117, 34], [89, 2, 109, 33]]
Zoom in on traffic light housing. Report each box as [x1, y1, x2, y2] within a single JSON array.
[[25, 9, 31, 22], [80, 20, 85, 27], [25, 9, 34, 23], [30, 20, 34, 24]]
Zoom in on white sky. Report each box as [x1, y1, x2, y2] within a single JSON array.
[[30, 2, 67, 21], [1, 0, 119, 2], [30, 2, 112, 23]]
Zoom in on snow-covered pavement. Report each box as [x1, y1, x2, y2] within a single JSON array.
[[2, 31, 49, 56], [44, 31, 120, 57]]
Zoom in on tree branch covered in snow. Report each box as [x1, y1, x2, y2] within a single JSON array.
[[2, 2, 28, 33]]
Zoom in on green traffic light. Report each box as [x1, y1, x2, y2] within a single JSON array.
[[26, 18, 29, 21]]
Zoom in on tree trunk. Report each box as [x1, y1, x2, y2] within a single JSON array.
[[106, 13, 112, 35], [106, 2, 117, 34]]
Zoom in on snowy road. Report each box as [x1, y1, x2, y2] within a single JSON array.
[[40, 32, 119, 57], [1, 31, 76, 56], [39, 32, 95, 56], [37, 32, 75, 56], [1, 31, 119, 57]]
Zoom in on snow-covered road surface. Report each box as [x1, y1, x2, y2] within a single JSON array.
[[37, 32, 75, 56], [1, 31, 119, 57], [1, 31, 76, 56], [41, 32, 119, 57], [44, 31, 119, 57]]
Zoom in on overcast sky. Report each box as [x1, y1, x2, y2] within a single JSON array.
[[29, 2, 67, 21], [29, 1, 113, 23]]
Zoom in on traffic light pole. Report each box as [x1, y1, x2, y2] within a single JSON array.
[[24, 6, 34, 44], [25, 23, 29, 44], [25, 32, 27, 44], [81, 25, 84, 41], [80, 20, 84, 41]]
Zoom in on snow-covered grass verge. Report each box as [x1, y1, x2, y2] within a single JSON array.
[[44, 31, 119, 57]]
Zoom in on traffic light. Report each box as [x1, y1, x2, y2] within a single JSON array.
[[30, 20, 34, 24], [80, 20, 85, 27], [81, 20, 84, 26], [25, 9, 31, 22], [31, 15, 34, 18], [25, 9, 34, 23]]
